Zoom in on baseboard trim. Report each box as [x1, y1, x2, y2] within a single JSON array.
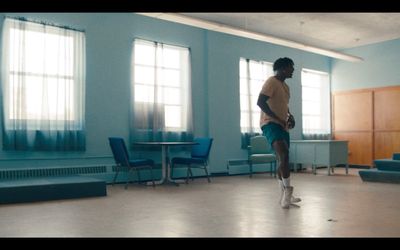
[[211, 172, 229, 177], [348, 164, 371, 169]]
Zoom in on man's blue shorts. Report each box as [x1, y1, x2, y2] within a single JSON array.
[[262, 122, 290, 149]]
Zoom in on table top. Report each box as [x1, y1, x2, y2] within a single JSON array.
[[290, 140, 348, 143], [132, 141, 198, 146]]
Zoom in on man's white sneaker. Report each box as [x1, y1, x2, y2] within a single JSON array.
[[279, 189, 301, 204], [281, 186, 293, 209], [291, 195, 301, 203]]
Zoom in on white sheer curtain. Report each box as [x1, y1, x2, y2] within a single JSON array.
[[130, 39, 193, 144], [239, 58, 273, 148], [1, 17, 86, 150], [301, 69, 331, 140]]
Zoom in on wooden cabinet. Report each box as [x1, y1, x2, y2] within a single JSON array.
[[332, 86, 400, 167]]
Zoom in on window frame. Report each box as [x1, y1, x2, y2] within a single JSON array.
[[301, 68, 331, 135], [3, 19, 83, 130], [132, 39, 190, 132]]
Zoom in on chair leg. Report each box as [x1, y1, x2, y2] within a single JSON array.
[[170, 162, 174, 180], [186, 165, 191, 184], [270, 162, 273, 177], [204, 165, 211, 183], [150, 167, 155, 188], [249, 162, 253, 178], [189, 168, 194, 181], [113, 167, 119, 186], [137, 169, 142, 183], [125, 169, 132, 189]]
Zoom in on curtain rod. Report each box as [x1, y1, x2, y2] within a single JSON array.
[[133, 37, 191, 51], [4, 16, 85, 33]]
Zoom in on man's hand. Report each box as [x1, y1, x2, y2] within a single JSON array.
[[287, 114, 295, 129]]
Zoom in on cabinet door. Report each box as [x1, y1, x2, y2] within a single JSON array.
[[334, 132, 372, 166], [374, 132, 400, 160], [333, 91, 372, 131], [374, 89, 400, 130], [314, 143, 329, 165], [333, 90, 373, 166], [329, 141, 348, 165], [374, 89, 400, 160], [294, 143, 315, 164]]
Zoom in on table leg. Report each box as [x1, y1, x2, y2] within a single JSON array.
[[165, 145, 185, 185], [147, 145, 182, 186], [146, 146, 167, 185], [163, 145, 169, 183], [145, 145, 169, 185]]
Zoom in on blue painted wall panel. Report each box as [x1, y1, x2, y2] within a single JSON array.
[[331, 38, 400, 91]]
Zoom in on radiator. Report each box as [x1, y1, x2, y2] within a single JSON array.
[[0, 166, 108, 180]]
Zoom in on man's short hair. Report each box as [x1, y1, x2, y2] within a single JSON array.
[[273, 57, 294, 71]]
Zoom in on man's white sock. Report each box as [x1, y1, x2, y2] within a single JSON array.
[[282, 177, 291, 188], [278, 179, 284, 191]]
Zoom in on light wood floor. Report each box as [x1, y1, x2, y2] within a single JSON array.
[[1, 168, 399, 237]]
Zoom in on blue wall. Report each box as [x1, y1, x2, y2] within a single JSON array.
[[0, 13, 331, 175], [331, 38, 400, 91]]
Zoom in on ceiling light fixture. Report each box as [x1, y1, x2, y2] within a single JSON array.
[[136, 13, 363, 63]]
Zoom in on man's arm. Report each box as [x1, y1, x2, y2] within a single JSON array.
[[257, 93, 286, 127], [287, 108, 295, 129]]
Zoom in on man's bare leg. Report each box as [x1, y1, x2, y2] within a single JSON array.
[[273, 140, 301, 208]]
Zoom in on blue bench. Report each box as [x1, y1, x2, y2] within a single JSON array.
[[0, 175, 107, 204], [359, 153, 400, 184]]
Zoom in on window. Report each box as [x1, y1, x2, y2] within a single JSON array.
[[1, 18, 86, 150], [131, 39, 193, 142], [301, 69, 331, 139], [239, 58, 273, 147]]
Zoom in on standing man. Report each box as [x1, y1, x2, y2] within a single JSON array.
[[257, 57, 301, 209]]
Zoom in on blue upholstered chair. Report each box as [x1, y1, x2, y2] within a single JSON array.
[[248, 135, 277, 178], [170, 137, 213, 184], [108, 137, 155, 189]]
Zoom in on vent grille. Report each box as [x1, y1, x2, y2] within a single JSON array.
[[0, 166, 107, 180], [111, 164, 161, 172]]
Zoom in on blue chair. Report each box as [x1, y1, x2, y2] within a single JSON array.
[[248, 135, 277, 178], [108, 137, 155, 189], [170, 137, 213, 184]]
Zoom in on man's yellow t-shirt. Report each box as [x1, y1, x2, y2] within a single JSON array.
[[259, 76, 290, 130]]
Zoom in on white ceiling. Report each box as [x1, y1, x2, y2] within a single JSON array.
[[179, 13, 400, 51]]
